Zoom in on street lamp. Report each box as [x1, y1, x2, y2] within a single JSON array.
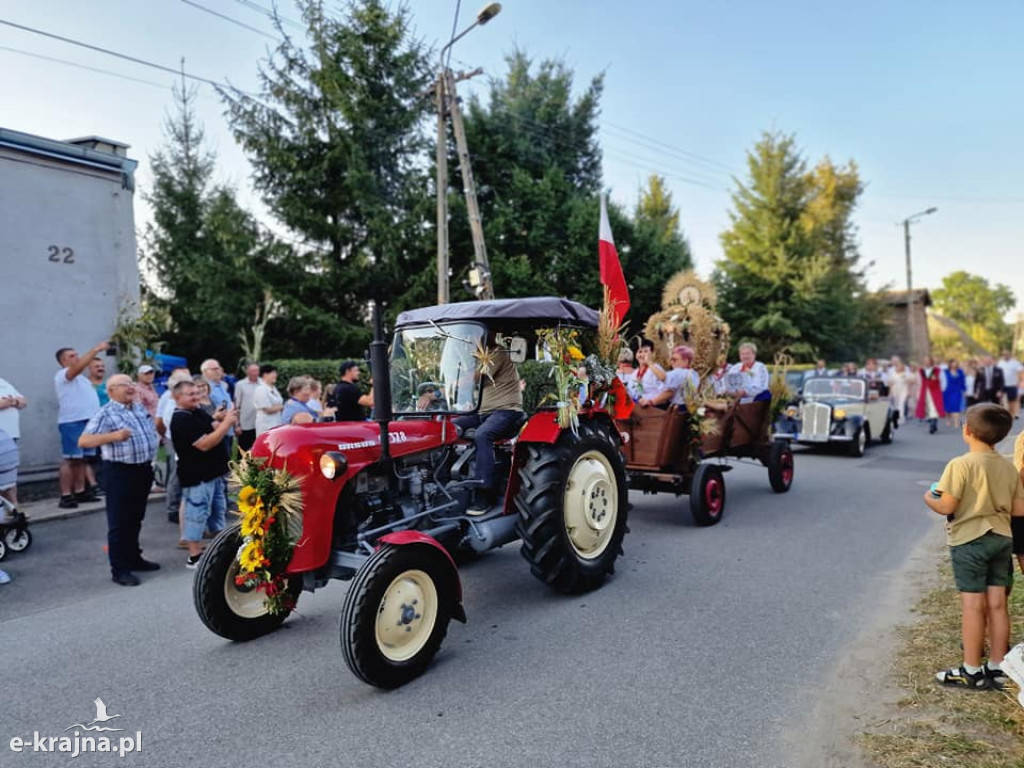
[[901, 206, 938, 360], [436, 3, 502, 305]]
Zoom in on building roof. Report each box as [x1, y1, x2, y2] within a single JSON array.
[[881, 289, 932, 307], [0, 127, 137, 191]]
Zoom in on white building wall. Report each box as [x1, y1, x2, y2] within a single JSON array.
[[0, 139, 139, 476]]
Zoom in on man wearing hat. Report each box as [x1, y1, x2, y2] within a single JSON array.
[[327, 361, 372, 422], [134, 364, 160, 418]]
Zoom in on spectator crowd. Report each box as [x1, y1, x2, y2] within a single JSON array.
[[0, 345, 372, 587]]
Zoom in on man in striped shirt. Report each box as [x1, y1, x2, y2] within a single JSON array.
[[80, 374, 160, 587]]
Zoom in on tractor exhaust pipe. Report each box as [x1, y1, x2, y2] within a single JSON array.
[[370, 299, 394, 479]]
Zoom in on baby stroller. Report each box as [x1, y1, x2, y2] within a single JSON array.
[[0, 495, 32, 561]]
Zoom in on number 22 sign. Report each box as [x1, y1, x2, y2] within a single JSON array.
[[47, 245, 75, 264]]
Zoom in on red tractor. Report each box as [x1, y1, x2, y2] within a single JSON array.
[[193, 298, 629, 688]]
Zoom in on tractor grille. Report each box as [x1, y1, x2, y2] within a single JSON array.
[[801, 402, 832, 442]]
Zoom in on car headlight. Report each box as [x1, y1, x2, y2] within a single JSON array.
[[833, 408, 846, 420], [785, 406, 798, 417], [319, 451, 348, 480]]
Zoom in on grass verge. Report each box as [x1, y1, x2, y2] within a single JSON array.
[[859, 561, 1024, 768]]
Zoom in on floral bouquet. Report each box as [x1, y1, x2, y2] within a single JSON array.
[[230, 454, 303, 616]]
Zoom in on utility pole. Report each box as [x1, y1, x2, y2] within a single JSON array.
[[904, 219, 914, 360], [900, 207, 937, 360], [446, 69, 494, 300], [433, 3, 502, 304]]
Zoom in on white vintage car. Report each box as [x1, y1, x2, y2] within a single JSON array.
[[773, 376, 895, 457]]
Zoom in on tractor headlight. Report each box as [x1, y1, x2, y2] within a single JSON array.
[[319, 451, 347, 480], [833, 408, 846, 420]]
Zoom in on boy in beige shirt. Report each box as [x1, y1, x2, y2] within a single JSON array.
[[925, 403, 1024, 690]]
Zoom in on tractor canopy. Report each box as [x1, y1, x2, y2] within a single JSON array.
[[395, 297, 599, 331]]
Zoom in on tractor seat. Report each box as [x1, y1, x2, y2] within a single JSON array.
[[460, 411, 528, 442]]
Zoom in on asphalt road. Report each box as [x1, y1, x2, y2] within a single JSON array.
[[1, 419, 999, 767]]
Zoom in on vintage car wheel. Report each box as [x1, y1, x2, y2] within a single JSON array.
[[690, 462, 726, 526], [767, 441, 794, 493], [515, 419, 628, 594], [193, 525, 299, 641], [848, 425, 868, 457], [340, 544, 453, 689]]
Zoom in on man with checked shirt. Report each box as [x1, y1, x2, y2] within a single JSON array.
[[79, 374, 160, 587]]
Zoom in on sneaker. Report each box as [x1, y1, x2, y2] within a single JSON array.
[[466, 489, 496, 516], [185, 554, 202, 570], [984, 665, 1009, 690], [57, 495, 79, 509], [0, 569, 10, 585], [111, 572, 140, 587], [935, 665, 990, 690]]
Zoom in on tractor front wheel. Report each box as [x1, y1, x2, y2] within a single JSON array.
[[515, 419, 629, 594], [193, 525, 299, 641], [340, 544, 453, 689]]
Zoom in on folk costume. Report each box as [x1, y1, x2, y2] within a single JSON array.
[[727, 360, 770, 404], [915, 365, 945, 433], [942, 367, 967, 416]]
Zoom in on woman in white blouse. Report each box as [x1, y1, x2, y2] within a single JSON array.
[[253, 364, 284, 436], [726, 342, 770, 403]]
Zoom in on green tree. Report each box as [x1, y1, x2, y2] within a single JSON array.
[[629, 175, 694, 322], [455, 52, 689, 325], [220, 0, 433, 341], [144, 81, 287, 366], [932, 271, 1015, 352], [714, 132, 881, 360]]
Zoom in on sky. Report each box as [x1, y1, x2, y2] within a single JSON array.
[[2, 0, 1022, 314]]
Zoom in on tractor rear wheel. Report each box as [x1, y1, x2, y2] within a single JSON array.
[[515, 419, 628, 594], [193, 525, 299, 641], [767, 441, 794, 493], [690, 462, 726, 526], [340, 544, 453, 689]]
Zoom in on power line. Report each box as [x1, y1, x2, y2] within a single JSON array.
[[0, 17, 267, 100], [600, 124, 735, 180], [179, 0, 279, 40], [0, 43, 169, 88], [232, 0, 305, 31], [603, 120, 737, 174], [0, 17, 242, 91]]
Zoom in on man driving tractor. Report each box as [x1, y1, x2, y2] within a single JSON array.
[[454, 338, 524, 515]]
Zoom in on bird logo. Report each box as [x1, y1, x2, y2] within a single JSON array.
[[64, 698, 124, 732]]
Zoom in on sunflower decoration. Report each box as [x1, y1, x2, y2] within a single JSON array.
[[228, 454, 303, 615], [473, 341, 500, 383]]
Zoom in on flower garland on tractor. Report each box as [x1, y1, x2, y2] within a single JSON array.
[[230, 454, 303, 616]]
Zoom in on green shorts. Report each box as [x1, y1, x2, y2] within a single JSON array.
[[950, 531, 1013, 593]]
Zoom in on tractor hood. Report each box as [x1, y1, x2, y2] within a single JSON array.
[[252, 419, 460, 476]]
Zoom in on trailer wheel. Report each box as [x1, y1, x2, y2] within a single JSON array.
[[690, 463, 726, 526], [767, 442, 794, 493], [340, 544, 453, 689], [515, 419, 628, 594]]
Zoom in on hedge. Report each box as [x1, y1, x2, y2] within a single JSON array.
[[262, 359, 370, 396]]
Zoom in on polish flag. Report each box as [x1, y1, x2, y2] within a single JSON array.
[[599, 194, 630, 327]]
